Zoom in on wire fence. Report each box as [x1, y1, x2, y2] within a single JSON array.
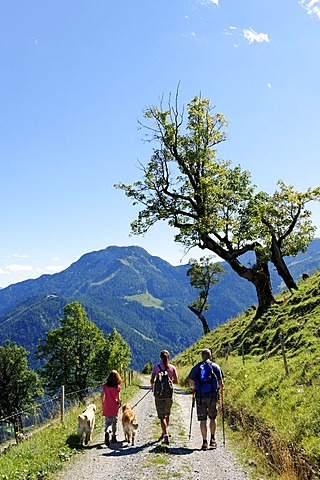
[[0, 369, 135, 446]]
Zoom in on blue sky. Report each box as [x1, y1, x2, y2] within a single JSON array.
[[1, 0, 320, 288]]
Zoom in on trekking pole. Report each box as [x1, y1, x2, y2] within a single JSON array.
[[221, 389, 225, 447], [131, 387, 152, 409], [188, 392, 195, 440]]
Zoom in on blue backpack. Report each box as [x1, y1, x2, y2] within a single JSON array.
[[196, 361, 217, 394]]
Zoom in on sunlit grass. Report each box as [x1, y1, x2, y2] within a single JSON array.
[[173, 272, 320, 479]]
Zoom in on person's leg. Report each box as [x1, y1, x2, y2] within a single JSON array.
[[200, 419, 207, 439], [209, 417, 217, 436], [111, 416, 118, 442], [196, 398, 209, 449], [104, 417, 112, 446], [160, 418, 168, 435], [162, 399, 173, 444], [208, 396, 218, 448]]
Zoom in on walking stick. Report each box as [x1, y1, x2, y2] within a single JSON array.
[[188, 393, 195, 440], [221, 389, 225, 446]]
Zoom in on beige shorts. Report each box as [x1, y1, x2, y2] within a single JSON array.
[[196, 396, 218, 421], [154, 397, 173, 419]]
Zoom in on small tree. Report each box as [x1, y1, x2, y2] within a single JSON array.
[[187, 256, 225, 335], [0, 341, 43, 442], [36, 301, 106, 400]]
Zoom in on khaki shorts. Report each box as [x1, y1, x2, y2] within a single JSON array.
[[154, 397, 173, 419], [196, 396, 218, 421]]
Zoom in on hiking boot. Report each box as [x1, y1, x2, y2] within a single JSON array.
[[162, 434, 169, 445], [210, 437, 217, 449], [104, 431, 110, 446], [111, 434, 117, 443], [201, 440, 208, 451]]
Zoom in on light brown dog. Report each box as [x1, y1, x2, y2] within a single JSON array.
[[122, 403, 138, 445], [77, 403, 96, 446]]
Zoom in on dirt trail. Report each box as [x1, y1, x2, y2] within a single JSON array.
[[55, 382, 253, 480]]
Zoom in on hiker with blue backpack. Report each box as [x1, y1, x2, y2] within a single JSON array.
[[150, 350, 179, 445], [188, 348, 224, 451]]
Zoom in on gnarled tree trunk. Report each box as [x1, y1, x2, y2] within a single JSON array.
[[188, 306, 210, 335], [270, 236, 298, 292]]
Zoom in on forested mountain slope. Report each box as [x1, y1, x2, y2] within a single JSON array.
[[0, 240, 320, 370]]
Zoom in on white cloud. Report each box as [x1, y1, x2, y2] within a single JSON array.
[[198, 0, 219, 6], [6, 264, 33, 273], [45, 265, 66, 274], [7, 253, 29, 258], [243, 28, 270, 44], [299, 0, 320, 19], [267, 82, 272, 88]]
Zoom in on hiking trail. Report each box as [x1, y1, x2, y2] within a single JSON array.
[[55, 380, 253, 480]]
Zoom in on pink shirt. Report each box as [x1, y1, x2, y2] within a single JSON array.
[[152, 362, 177, 381], [102, 384, 121, 417]]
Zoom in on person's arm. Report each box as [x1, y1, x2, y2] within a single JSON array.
[[218, 378, 224, 390], [171, 366, 179, 384], [188, 365, 196, 394], [150, 371, 156, 389], [189, 378, 196, 393]]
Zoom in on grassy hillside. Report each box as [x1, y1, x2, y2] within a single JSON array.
[[174, 271, 320, 480]]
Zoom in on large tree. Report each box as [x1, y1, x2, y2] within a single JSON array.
[[187, 256, 225, 335], [116, 95, 276, 317], [0, 341, 43, 441], [36, 301, 107, 400], [116, 94, 319, 317]]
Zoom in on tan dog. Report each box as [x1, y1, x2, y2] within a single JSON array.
[[122, 404, 138, 445], [77, 403, 96, 446]]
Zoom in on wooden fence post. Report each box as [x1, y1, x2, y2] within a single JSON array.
[[60, 385, 65, 423], [280, 333, 289, 376]]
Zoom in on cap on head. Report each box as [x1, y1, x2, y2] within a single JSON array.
[[201, 348, 212, 359]]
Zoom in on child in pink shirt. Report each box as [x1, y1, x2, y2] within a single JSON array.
[[101, 370, 122, 446]]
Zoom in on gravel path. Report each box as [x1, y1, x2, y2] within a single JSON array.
[[55, 382, 253, 480]]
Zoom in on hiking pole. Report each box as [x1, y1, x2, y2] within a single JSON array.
[[188, 393, 195, 440], [131, 387, 152, 410], [221, 389, 225, 447]]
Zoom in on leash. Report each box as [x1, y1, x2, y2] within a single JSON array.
[[131, 387, 152, 409]]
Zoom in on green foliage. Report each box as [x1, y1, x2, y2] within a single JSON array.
[[92, 328, 131, 380], [257, 181, 320, 257], [0, 341, 43, 434], [141, 362, 153, 374], [36, 301, 107, 398]]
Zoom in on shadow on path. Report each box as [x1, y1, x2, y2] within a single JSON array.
[[101, 439, 158, 457]]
